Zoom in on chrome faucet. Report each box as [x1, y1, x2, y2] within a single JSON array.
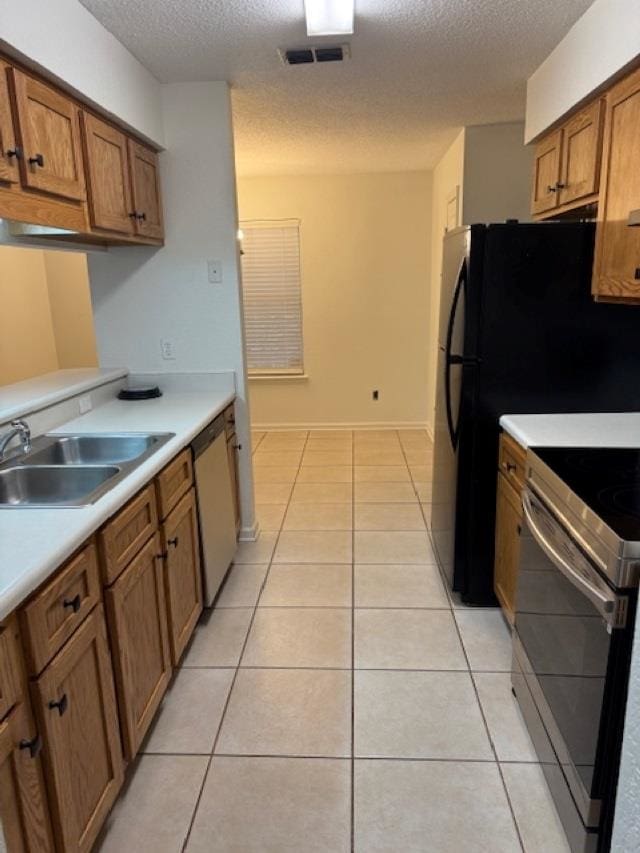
[[0, 419, 32, 461]]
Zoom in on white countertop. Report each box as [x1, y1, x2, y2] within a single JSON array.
[[0, 368, 128, 425], [0, 388, 234, 621], [500, 413, 640, 449]]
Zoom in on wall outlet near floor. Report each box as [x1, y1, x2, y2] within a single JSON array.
[[160, 338, 176, 360], [372, 390, 379, 400], [78, 394, 92, 415], [207, 259, 223, 284]]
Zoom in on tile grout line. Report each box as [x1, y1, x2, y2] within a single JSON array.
[[180, 429, 310, 851]]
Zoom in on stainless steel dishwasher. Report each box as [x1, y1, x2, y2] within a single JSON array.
[[191, 415, 237, 606]]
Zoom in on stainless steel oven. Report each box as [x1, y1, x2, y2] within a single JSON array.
[[512, 448, 639, 853]]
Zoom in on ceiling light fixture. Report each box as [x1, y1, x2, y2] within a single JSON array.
[[304, 0, 354, 37]]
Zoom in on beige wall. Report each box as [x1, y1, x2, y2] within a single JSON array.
[[427, 131, 465, 435], [237, 171, 432, 428], [0, 246, 97, 387], [44, 252, 98, 369]]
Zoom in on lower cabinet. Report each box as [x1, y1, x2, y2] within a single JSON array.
[[161, 489, 203, 666], [0, 700, 54, 853], [32, 605, 123, 853], [105, 533, 171, 760], [493, 471, 522, 624]]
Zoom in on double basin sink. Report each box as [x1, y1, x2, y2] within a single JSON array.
[[0, 433, 174, 508]]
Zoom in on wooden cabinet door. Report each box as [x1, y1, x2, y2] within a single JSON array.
[[105, 534, 171, 759], [593, 66, 640, 302], [33, 605, 123, 853], [0, 701, 55, 853], [493, 473, 522, 625], [128, 140, 163, 239], [531, 129, 562, 215], [0, 63, 19, 185], [9, 69, 85, 202], [81, 112, 134, 234], [558, 100, 604, 207], [162, 490, 203, 665]]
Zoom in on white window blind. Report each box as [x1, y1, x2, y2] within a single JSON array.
[[240, 220, 304, 375]]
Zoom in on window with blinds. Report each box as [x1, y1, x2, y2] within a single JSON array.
[[240, 220, 304, 375]]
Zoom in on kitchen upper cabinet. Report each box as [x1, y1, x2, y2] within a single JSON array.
[[32, 605, 123, 853], [0, 700, 54, 853], [105, 534, 171, 759], [81, 112, 134, 235], [9, 69, 86, 202], [161, 489, 203, 666], [558, 100, 604, 208], [128, 140, 164, 240], [0, 62, 19, 185], [531, 129, 562, 215], [592, 65, 640, 302]]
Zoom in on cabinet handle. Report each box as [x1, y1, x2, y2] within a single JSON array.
[[48, 694, 68, 717], [156, 551, 167, 561], [128, 211, 139, 219], [233, 443, 243, 451], [504, 461, 517, 474], [6, 146, 22, 160], [62, 593, 81, 613], [168, 536, 179, 548], [137, 212, 146, 221], [555, 182, 565, 190], [19, 734, 43, 759], [28, 153, 44, 167], [546, 185, 557, 193]]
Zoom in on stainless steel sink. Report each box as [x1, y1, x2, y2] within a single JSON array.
[[26, 434, 163, 466], [0, 465, 120, 507], [0, 431, 175, 508]]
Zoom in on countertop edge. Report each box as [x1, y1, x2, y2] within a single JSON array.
[[0, 389, 235, 621]]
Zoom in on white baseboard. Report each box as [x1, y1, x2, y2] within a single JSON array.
[[238, 520, 260, 542], [251, 421, 430, 432]]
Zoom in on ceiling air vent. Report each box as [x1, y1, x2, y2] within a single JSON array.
[[279, 44, 351, 66]]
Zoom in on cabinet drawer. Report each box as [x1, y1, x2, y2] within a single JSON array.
[[20, 541, 101, 676], [156, 449, 193, 520], [99, 484, 158, 585], [0, 618, 22, 721], [498, 433, 527, 493]]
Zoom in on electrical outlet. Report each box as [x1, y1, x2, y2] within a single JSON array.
[[372, 390, 379, 400], [207, 259, 223, 284], [78, 394, 92, 414], [160, 338, 176, 360]]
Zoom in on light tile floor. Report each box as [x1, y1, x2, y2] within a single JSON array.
[[97, 429, 570, 853]]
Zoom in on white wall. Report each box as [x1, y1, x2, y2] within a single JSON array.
[[88, 82, 256, 536], [462, 123, 533, 225], [525, 0, 640, 142], [0, 0, 164, 146]]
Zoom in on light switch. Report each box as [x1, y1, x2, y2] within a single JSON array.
[[208, 260, 223, 284]]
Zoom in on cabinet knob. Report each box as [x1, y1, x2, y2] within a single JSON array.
[[63, 593, 81, 613], [6, 146, 22, 160], [48, 694, 68, 717], [19, 734, 43, 759], [137, 212, 146, 222], [128, 211, 139, 219], [28, 153, 44, 167], [168, 536, 179, 548], [233, 443, 242, 451], [555, 182, 565, 190], [546, 185, 557, 194], [504, 462, 517, 474]]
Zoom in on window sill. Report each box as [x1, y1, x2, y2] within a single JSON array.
[[248, 373, 309, 382]]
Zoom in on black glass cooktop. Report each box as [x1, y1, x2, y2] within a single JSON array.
[[534, 447, 640, 542]]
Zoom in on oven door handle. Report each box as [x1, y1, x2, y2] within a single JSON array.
[[522, 491, 623, 628]]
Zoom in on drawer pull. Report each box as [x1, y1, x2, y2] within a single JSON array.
[[168, 536, 179, 548], [62, 594, 81, 613], [504, 462, 517, 474], [233, 443, 243, 451], [19, 734, 43, 758], [28, 153, 44, 167], [6, 146, 22, 160], [48, 694, 68, 716]]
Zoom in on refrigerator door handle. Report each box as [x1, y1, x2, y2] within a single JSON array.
[[444, 259, 467, 450]]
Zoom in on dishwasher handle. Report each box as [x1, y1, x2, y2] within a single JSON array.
[[191, 414, 226, 459]]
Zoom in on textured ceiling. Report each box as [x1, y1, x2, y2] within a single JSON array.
[[78, 0, 594, 176]]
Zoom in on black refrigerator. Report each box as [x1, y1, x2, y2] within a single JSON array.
[[430, 221, 640, 605]]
